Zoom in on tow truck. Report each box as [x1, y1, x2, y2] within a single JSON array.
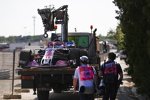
[[18, 5, 100, 100]]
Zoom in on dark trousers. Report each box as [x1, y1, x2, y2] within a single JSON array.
[[102, 83, 119, 100], [79, 93, 94, 100]]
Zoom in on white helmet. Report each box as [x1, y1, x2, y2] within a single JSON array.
[[80, 56, 88, 62]]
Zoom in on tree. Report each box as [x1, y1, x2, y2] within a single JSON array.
[[0, 36, 6, 43], [6, 36, 16, 43], [106, 29, 115, 40], [114, 24, 125, 50], [98, 34, 107, 41], [113, 0, 150, 97]]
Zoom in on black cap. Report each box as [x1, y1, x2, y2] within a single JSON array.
[[108, 52, 116, 60]]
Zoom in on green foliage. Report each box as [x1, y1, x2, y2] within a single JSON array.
[[113, 0, 150, 97], [0, 36, 6, 43], [106, 29, 116, 40], [0, 35, 44, 43], [114, 24, 125, 50], [104, 26, 125, 50], [98, 34, 107, 41]]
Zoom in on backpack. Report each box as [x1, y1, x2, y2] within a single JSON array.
[[102, 61, 118, 84]]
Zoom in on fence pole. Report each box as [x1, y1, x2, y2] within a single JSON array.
[[12, 49, 15, 95]]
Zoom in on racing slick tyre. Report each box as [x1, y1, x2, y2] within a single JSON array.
[[19, 50, 32, 67], [79, 49, 88, 57], [69, 48, 80, 59], [37, 90, 49, 100], [69, 48, 80, 66]]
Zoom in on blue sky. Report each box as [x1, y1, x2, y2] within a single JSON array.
[[0, 0, 119, 37]]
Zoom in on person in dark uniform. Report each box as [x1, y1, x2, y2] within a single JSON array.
[[99, 52, 123, 100]]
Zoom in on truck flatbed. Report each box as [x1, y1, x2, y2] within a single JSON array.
[[17, 66, 75, 75]]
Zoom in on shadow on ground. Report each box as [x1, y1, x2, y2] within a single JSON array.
[[116, 74, 149, 100], [33, 92, 80, 100]]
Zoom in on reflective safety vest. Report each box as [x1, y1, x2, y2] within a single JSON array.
[[103, 62, 118, 84], [104, 62, 117, 75], [79, 66, 94, 81]]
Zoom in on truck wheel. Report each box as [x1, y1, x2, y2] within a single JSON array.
[[37, 90, 49, 100]]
